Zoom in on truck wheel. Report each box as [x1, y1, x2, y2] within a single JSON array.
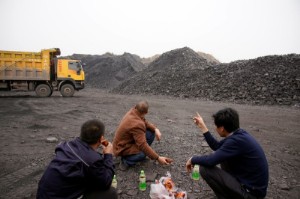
[[35, 84, 52, 97], [60, 84, 75, 97]]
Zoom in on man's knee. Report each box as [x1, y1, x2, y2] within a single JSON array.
[[200, 165, 216, 181], [108, 187, 118, 199], [200, 165, 208, 178], [146, 128, 155, 145]]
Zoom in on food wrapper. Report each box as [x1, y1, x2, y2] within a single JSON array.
[[150, 172, 187, 199]]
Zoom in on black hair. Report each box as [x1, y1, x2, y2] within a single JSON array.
[[213, 108, 240, 133], [80, 119, 105, 144]]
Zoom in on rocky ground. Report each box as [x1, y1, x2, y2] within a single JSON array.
[[1, 46, 299, 198], [0, 88, 299, 199]]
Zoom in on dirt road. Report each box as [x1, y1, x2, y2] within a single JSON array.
[[0, 88, 299, 199]]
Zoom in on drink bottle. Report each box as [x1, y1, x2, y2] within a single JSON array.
[[139, 170, 146, 191], [192, 164, 200, 180], [111, 175, 117, 188]]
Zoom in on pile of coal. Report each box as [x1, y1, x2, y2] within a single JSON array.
[[112, 48, 300, 106]]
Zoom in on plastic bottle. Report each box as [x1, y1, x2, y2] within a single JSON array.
[[111, 175, 117, 188], [192, 164, 200, 180], [139, 170, 147, 191]]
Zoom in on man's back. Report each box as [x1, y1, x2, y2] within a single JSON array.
[[37, 138, 114, 199], [113, 107, 159, 160], [224, 130, 268, 196], [204, 129, 269, 197]]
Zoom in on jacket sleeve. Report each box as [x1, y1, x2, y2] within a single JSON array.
[[145, 120, 156, 132], [132, 124, 159, 160], [204, 131, 223, 151], [191, 137, 241, 167], [87, 154, 115, 190]]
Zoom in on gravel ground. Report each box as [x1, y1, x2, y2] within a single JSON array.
[[0, 88, 299, 199]]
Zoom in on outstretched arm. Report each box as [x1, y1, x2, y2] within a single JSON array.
[[193, 112, 222, 150], [193, 112, 209, 133], [157, 156, 173, 165]]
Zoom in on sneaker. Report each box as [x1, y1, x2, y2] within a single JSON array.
[[119, 159, 129, 171]]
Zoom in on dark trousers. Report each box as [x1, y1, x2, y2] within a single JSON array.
[[200, 166, 262, 199], [82, 187, 118, 199], [122, 129, 155, 166]]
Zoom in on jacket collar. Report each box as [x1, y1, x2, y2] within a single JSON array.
[[132, 107, 145, 120]]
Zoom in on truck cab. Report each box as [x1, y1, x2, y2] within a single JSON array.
[[55, 59, 85, 96]]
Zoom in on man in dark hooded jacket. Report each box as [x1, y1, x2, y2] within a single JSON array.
[[37, 119, 117, 199]]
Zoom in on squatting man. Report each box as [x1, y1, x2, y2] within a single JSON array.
[[186, 108, 269, 199]]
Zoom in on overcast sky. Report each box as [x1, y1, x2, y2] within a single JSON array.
[[1, 0, 299, 63]]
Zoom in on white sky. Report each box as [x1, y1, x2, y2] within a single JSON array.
[[0, 0, 299, 63]]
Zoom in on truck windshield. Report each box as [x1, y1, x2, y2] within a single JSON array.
[[68, 61, 82, 71]]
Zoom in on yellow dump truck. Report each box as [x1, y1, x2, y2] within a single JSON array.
[[0, 48, 85, 97]]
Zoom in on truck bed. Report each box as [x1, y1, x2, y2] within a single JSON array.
[[0, 49, 56, 81]]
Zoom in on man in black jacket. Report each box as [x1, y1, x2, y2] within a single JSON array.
[[37, 119, 117, 199], [186, 108, 268, 199]]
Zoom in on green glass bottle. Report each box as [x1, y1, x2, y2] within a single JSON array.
[[139, 170, 146, 191], [192, 164, 200, 180], [111, 174, 117, 188]]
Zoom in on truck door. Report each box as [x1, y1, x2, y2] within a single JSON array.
[[67, 61, 84, 81]]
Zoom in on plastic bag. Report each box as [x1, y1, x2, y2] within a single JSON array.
[[150, 180, 174, 199], [150, 172, 187, 199]]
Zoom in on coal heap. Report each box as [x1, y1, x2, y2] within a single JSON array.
[[146, 47, 213, 71], [68, 53, 146, 89], [111, 47, 214, 96], [112, 48, 300, 106]]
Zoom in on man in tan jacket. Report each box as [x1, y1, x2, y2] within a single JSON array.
[[113, 100, 172, 169]]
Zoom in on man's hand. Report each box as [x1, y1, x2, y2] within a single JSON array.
[[155, 128, 162, 141], [185, 157, 193, 173], [103, 142, 113, 154], [193, 112, 209, 133], [157, 156, 173, 165]]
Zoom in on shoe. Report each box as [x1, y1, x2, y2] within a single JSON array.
[[119, 159, 129, 171]]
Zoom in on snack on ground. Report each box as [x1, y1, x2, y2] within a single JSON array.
[[158, 172, 187, 199], [163, 178, 175, 192], [174, 189, 186, 199], [160, 172, 175, 193]]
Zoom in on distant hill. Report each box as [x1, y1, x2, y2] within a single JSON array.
[[141, 54, 160, 66], [140, 50, 220, 66], [197, 51, 220, 65]]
